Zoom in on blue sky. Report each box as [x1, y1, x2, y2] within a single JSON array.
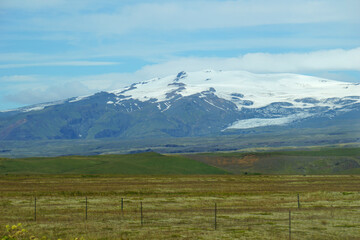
[[0, 0, 359, 111]]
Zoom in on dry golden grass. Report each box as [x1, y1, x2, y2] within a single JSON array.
[[1, 175, 360, 239]]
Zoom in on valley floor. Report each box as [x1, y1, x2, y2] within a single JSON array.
[[1, 175, 360, 239]]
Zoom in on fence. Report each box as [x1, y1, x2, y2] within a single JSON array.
[[1, 194, 360, 239]]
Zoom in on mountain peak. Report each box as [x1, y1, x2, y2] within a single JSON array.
[[174, 71, 188, 82], [103, 70, 359, 110]]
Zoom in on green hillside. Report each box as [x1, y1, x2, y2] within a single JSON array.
[[186, 147, 360, 175], [2, 148, 359, 175], [0, 152, 229, 175]]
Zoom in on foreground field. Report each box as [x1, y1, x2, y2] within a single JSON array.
[[1, 175, 360, 239]]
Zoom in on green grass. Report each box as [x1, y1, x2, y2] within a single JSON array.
[[1, 147, 360, 175], [199, 147, 360, 157], [187, 147, 360, 175], [0, 152, 229, 175], [1, 175, 360, 239]]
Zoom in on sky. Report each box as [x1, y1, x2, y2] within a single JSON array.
[[0, 0, 359, 111]]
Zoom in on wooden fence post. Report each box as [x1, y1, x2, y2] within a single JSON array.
[[85, 196, 88, 221], [34, 196, 37, 221], [289, 209, 291, 240], [140, 202, 143, 226], [121, 198, 123, 213], [297, 194, 300, 209], [214, 203, 217, 230]]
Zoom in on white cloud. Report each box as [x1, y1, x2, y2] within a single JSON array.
[[0, 0, 118, 12], [76, 73, 135, 91], [2, 47, 359, 109], [135, 47, 360, 77], [1, 1, 358, 64], [0, 75, 39, 83], [0, 61, 120, 69], [0, 0, 65, 10], [70, 47, 360, 93], [1, 73, 134, 106], [4, 81, 92, 105], [4, 0, 359, 35], [0, 53, 48, 62]]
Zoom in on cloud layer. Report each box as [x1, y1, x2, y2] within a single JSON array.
[[2, 0, 359, 35], [0, 61, 120, 69], [137, 48, 360, 77]]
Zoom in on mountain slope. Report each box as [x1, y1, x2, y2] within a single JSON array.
[[0, 70, 359, 141]]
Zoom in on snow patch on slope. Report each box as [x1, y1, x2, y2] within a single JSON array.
[[19, 100, 67, 112], [226, 113, 313, 129], [68, 95, 91, 103]]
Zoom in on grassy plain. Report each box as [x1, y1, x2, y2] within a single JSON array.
[[1, 175, 360, 239], [188, 147, 360, 174], [0, 152, 228, 175], [1, 147, 359, 175]]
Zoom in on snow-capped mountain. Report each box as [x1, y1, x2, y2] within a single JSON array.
[[0, 70, 359, 140], [111, 70, 359, 109], [107, 70, 360, 129]]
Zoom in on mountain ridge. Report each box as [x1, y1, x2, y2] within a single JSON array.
[[0, 70, 359, 141]]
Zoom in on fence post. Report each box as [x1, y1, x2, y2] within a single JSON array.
[[121, 198, 123, 213], [289, 209, 291, 240], [140, 202, 143, 226], [297, 194, 300, 209], [34, 196, 37, 221], [85, 196, 88, 221], [214, 203, 217, 230]]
